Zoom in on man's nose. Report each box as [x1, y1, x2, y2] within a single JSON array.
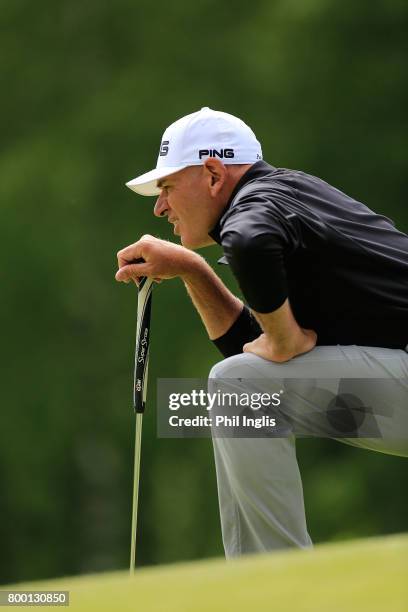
[[154, 191, 168, 218]]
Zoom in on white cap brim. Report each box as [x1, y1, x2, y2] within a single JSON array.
[[125, 165, 188, 196]]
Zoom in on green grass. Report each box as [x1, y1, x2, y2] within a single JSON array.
[[4, 533, 407, 611]]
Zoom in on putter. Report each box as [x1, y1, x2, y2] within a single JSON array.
[[130, 259, 154, 574]]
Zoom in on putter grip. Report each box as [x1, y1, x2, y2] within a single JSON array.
[[133, 257, 153, 413], [131, 257, 146, 282]]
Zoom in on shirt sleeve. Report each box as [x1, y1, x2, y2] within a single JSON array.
[[220, 189, 301, 313], [212, 304, 262, 358]]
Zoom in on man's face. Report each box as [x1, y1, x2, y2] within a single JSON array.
[[154, 166, 216, 249]]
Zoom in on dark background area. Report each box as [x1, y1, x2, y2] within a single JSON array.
[[1, 0, 407, 584]]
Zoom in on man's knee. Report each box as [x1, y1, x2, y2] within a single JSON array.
[[210, 354, 244, 380], [209, 352, 286, 380]]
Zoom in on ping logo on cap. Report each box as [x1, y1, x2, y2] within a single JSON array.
[[159, 140, 169, 157], [199, 148, 235, 160]]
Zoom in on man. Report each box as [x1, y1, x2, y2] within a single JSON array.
[[116, 107, 408, 557]]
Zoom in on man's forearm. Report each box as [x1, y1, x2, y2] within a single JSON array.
[[182, 255, 243, 340], [115, 236, 243, 341]]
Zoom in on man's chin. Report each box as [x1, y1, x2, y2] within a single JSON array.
[[180, 236, 196, 249], [180, 234, 213, 250], [180, 234, 200, 249]]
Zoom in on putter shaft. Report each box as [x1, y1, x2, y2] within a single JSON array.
[[130, 413, 143, 573]]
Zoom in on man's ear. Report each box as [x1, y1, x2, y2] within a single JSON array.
[[203, 158, 227, 196]]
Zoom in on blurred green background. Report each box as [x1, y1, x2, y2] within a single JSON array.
[[1, 0, 407, 585]]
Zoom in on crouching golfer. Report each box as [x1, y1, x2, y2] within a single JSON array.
[[116, 107, 408, 557]]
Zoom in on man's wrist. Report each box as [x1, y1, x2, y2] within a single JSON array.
[[180, 252, 210, 283]]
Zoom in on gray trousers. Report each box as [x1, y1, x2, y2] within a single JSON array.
[[209, 345, 408, 558]]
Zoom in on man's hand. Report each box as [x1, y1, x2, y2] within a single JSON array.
[[243, 328, 317, 362], [115, 235, 201, 283], [242, 299, 317, 362]]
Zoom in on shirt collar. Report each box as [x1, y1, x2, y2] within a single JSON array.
[[208, 160, 277, 244]]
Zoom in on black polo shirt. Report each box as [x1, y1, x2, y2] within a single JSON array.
[[209, 161, 408, 353]]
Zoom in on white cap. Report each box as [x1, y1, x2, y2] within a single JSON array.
[[126, 107, 263, 196]]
